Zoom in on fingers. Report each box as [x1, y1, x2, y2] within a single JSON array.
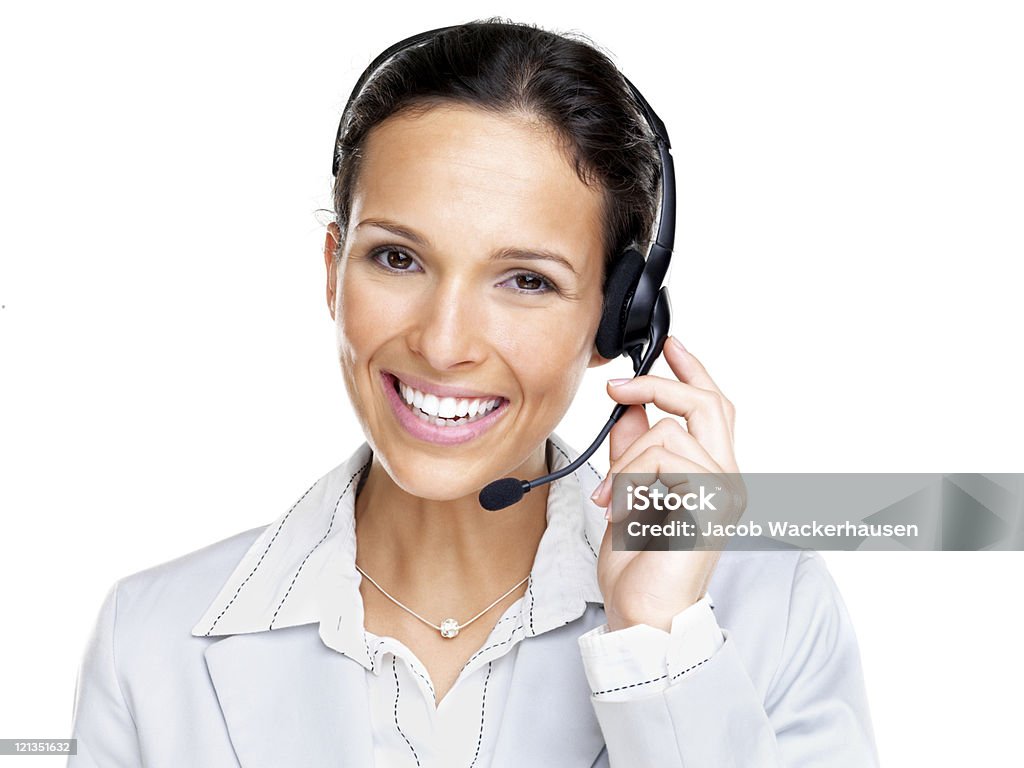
[[663, 337, 736, 437], [609, 403, 650, 464], [605, 375, 736, 475], [594, 340, 739, 516], [662, 336, 724, 395], [593, 417, 723, 507], [602, 446, 712, 523]]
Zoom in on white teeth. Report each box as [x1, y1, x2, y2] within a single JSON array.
[[394, 377, 502, 425], [438, 396, 457, 418], [421, 393, 439, 415]]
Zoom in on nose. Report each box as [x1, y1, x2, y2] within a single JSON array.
[[405, 278, 490, 371]]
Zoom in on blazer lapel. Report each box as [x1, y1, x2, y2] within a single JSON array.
[[490, 604, 608, 768], [204, 624, 374, 768]]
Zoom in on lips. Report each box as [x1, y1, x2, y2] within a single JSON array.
[[383, 369, 504, 401], [380, 371, 509, 446]]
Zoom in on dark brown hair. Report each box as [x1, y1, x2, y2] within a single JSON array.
[[330, 19, 661, 284]]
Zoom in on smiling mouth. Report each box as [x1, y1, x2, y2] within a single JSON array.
[[388, 374, 506, 428]]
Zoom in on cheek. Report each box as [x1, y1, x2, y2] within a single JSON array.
[[337, 272, 388, 364], [496, 314, 595, 402]]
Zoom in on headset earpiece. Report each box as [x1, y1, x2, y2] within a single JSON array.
[[595, 248, 646, 359]]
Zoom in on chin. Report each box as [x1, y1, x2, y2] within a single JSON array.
[[374, 447, 496, 503]]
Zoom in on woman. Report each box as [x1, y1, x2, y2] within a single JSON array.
[[68, 20, 878, 767]]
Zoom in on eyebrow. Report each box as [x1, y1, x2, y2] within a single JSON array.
[[356, 218, 428, 246], [355, 218, 580, 277], [492, 247, 579, 277]]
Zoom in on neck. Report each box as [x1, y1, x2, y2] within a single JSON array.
[[353, 441, 551, 602]]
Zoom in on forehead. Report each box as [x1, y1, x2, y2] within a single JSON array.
[[350, 104, 606, 273]]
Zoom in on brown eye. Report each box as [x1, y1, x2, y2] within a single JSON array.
[[385, 249, 413, 270], [504, 271, 556, 294], [515, 274, 544, 291], [370, 247, 420, 273]]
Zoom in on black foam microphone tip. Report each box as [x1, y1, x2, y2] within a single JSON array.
[[479, 478, 526, 511]]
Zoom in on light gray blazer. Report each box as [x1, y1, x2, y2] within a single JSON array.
[[67, 445, 878, 767]]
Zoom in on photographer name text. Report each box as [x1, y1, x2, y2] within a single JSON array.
[[624, 484, 919, 538], [625, 519, 919, 539]]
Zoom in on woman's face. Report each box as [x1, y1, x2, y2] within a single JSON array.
[[324, 104, 609, 501]]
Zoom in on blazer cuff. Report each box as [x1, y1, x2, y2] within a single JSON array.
[[577, 594, 724, 702]]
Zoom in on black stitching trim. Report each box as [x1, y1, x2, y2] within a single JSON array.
[[410, 666, 436, 700], [202, 477, 322, 635], [362, 631, 372, 669], [365, 633, 436, 699], [593, 672, 668, 696], [468, 661, 493, 768], [269, 460, 370, 629], [402, 658, 435, 700], [550, 442, 604, 486], [364, 634, 388, 674], [591, 656, 714, 696], [670, 656, 711, 681], [392, 656, 420, 767], [549, 441, 571, 466], [527, 574, 536, 635], [464, 621, 525, 668], [583, 530, 598, 560], [460, 612, 523, 668]]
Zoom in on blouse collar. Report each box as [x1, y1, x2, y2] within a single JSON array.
[[191, 432, 608, 660]]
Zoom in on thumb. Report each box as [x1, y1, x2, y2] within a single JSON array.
[[609, 403, 649, 464]]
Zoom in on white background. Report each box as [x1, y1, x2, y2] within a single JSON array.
[[2, 1, 1022, 764]]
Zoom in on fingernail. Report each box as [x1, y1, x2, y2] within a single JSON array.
[[604, 508, 612, 522], [670, 336, 687, 354], [608, 378, 631, 387], [591, 476, 609, 501]]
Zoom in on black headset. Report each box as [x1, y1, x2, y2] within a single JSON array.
[[330, 25, 675, 510]]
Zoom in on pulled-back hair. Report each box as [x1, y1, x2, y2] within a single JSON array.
[[330, 19, 662, 284]]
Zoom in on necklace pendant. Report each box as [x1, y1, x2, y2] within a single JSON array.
[[439, 618, 460, 638]]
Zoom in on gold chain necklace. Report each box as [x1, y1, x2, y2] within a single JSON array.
[[354, 564, 531, 639]]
